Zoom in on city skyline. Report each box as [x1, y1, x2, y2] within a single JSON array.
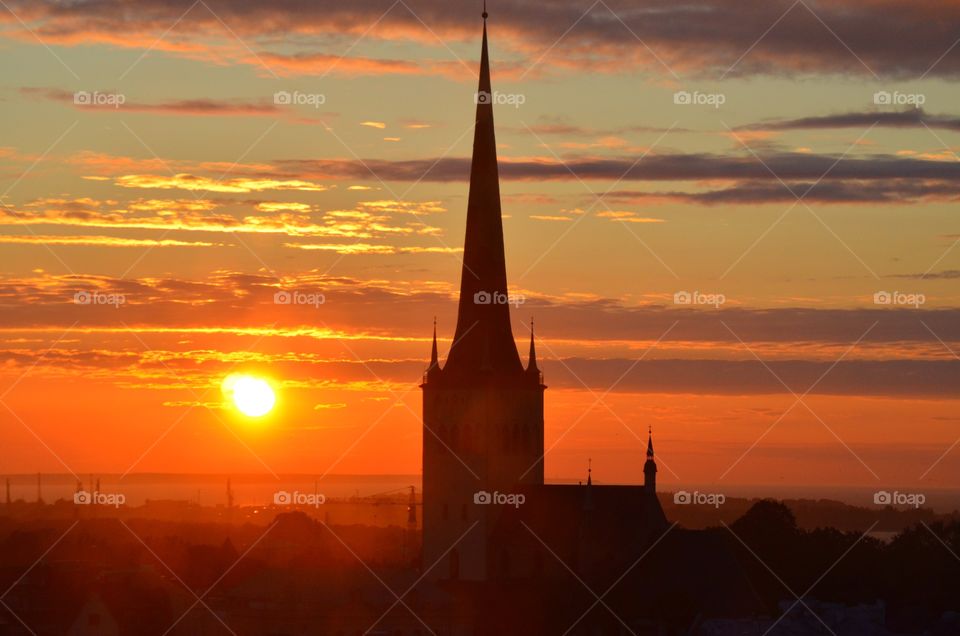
[[1, 0, 959, 492]]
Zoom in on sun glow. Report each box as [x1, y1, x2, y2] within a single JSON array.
[[222, 373, 276, 417]]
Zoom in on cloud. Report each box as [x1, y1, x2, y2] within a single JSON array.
[[44, 147, 960, 208], [3, 0, 960, 79], [595, 210, 665, 223], [529, 215, 573, 222], [1, 197, 443, 238], [283, 242, 461, 254], [255, 202, 313, 213], [3, 270, 960, 345], [20, 87, 283, 117], [604, 179, 960, 205], [744, 108, 960, 133], [1, 271, 959, 398], [115, 174, 329, 193], [502, 118, 687, 137], [0, 234, 220, 247], [889, 269, 960, 281], [541, 358, 960, 398], [277, 151, 960, 185]]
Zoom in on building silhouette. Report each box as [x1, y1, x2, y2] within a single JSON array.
[[421, 7, 667, 586]]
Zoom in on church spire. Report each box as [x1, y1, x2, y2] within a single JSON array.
[[430, 317, 439, 368], [442, 4, 523, 378], [526, 318, 539, 374], [644, 426, 657, 492], [426, 317, 441, 382], [583, 458, 594, 511]]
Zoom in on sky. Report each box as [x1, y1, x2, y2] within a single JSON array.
[[0, 0, 958, 495]]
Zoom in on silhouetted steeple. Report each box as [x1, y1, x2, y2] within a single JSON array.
[[427, 318, 441, 381], [443, 7, 522, 378], [526, 319, 539, 374], [644, 427, 657, 492]]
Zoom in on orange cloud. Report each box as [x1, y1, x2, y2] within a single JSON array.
[[115, 174, 329, 193], [529, 215, 573, 222], [0, 234, 220, 248], [283, 243, 461, 255], [596, 210, 666, 223], [2, 197, 444, 239], [20, 87, 283, 117]]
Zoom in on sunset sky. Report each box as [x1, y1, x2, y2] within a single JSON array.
[[0, 0, 958, 492]]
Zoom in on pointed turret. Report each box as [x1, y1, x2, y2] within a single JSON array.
[[442, 7, 523, 378], [425, 318, 444, 384], [526, 318, 539, 375], [644, 426, 657, 493]]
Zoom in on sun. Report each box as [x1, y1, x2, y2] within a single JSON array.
[[222, 374, 276, 417]]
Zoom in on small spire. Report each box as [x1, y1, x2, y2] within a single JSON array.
[[430, 317, 439, 368], [644, 427, 657, 492], [526, 318, 539, 373], [482, 0, 488, 20], [587, 457, 592, 486], [426, 318, 441, 383]]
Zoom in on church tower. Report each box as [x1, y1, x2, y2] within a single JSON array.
[[421, 7, 545, 582], [644, 428, 657, 493]]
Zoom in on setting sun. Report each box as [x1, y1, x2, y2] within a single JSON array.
[[222, 374, 276, 417]]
